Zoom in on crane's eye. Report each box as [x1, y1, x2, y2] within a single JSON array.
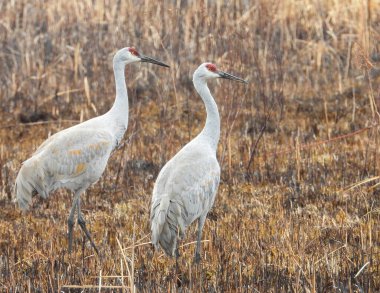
[[129, 47, 139, 56], [206, 63, 217, 72]]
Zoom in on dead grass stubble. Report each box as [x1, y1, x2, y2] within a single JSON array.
[[0, 0, 380, 292]]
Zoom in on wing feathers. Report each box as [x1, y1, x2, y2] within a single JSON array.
[[151, 196, 187, 256], [150, 147, 220, 257], [15, 157, 51, 210], [14, 127, 115, 209]]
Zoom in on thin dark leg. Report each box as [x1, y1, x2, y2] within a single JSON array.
[[175, 246, 181, 287], [67, 197, 78, 254], [175, 248, 179, 268], [175, 247, 180, 271], [77, 197, 99, 255], [194, 215, 206, 264]]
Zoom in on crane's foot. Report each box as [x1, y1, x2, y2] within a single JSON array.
[[77, 213, 99, 255]]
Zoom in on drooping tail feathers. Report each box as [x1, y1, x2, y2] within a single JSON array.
[[14, 157, 50, 210], [150, 196, 186, 257]]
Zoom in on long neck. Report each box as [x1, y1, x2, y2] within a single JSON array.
[[109, 61, 129, 125], [193, 76, 220, 150]]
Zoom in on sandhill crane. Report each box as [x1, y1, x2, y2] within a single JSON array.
[[15, 47, 169, 254], [150, 63, 247, 263]]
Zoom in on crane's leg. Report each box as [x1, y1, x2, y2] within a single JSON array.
[[67, 196, 79, 253], [175, 247, 180, 277], [77, 196, 99, 255], [194, 214, 207, 264]]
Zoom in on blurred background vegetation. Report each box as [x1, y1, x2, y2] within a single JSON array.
[[0, 0, 379, 291]]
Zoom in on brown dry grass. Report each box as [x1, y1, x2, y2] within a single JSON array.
[[1, 0, 380, 292]]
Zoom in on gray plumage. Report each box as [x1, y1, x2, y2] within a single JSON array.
[[15, 126, 115, 210], [14, 47, 169, 254], [151, 143, 220, 257], [150, 62, 247, 262]]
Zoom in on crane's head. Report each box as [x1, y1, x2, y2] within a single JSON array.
[[113, 47, 169, 67], [194, 63, 247, 83]]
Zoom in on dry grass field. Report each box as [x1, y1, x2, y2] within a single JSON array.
[[1, 0, 380, 291]]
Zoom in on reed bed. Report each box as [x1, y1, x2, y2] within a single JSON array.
[[0, 0, 379, 291]]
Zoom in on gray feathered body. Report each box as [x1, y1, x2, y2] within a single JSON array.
[[150, 136, 220, 256], [15, 112, 126, 210], [15, 49, 135, 211]]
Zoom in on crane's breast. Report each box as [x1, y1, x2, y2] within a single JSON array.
[[153, 150, 221, 224]]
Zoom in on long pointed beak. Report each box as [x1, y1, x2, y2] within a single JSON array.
[[140, 54, 170, 68], [218, 70, 248, 84]]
